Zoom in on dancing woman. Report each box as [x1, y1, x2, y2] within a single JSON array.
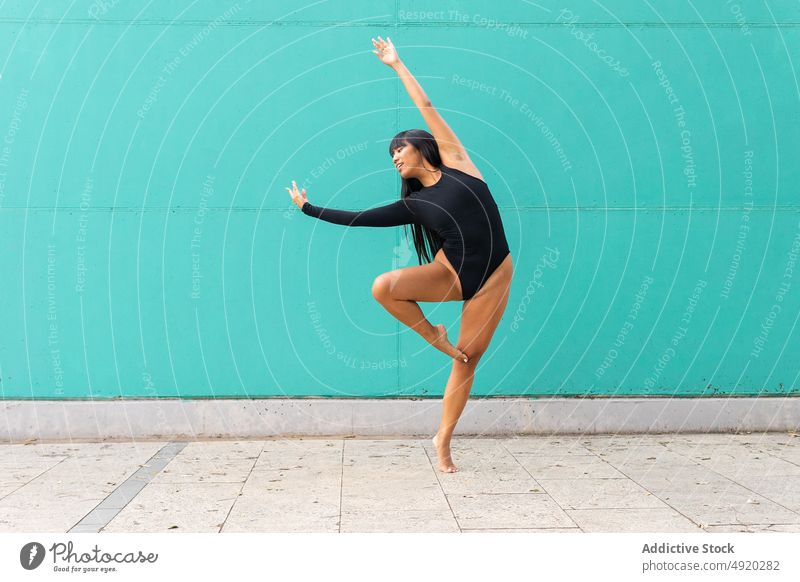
[[287, 36, 513, 473]]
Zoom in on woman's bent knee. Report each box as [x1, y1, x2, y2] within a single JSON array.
[[371, 274, 392, 301]]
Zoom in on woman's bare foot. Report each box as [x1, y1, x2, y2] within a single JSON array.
[[430, 324, 469, 363], [432, 432, 457, 473]]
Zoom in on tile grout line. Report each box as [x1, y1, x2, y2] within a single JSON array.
[[67, 442, 188, 533], [0, 456, 70, 502], [502, 440, 585, 532], [422, 438, 461, 532], [339, 439, 345, 534], [218, 444, 265, 533], [658, 440, 800, 519], [580, 441, 712, 530]]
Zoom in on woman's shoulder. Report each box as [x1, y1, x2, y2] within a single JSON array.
[[401, 193, 420, 209], [405, 189, 428, 202], [442, 163, 487, 186]]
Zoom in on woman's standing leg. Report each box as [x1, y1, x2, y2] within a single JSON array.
[[433, 254, 513, 472]]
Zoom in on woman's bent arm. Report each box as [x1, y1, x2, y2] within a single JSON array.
[[302, 198, 417, 227]]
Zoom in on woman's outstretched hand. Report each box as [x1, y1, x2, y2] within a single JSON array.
[[372, 36, 400, 67], [286, 180, 308, 210]]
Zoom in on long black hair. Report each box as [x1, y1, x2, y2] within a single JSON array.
[[388, 129, 444, 265]]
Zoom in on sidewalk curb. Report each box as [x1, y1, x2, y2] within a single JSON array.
[[1, 397, 797, 441]]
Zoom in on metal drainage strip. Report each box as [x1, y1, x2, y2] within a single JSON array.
[[68, 442, 188, 533]]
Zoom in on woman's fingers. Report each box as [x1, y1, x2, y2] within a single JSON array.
[[371, 35, 399, 65], [286, 180, 308, 209], [372, 36, 390, 52]]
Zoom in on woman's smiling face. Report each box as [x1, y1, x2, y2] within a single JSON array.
[[391, 141, 418, 178]]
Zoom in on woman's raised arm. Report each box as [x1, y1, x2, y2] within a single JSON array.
[[372, 36, 470, 161]]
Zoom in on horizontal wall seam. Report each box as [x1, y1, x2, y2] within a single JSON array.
[[2, 206, 799, 212], [0, 20, 799, 28]]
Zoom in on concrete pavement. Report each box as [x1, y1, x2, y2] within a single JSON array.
[[1, 432, 799, 533]]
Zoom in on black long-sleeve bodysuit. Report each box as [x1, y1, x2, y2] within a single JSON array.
[[301, 164, 511, 300]]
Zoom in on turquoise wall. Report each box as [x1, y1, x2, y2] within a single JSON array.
[[1, 1, 798, 399]]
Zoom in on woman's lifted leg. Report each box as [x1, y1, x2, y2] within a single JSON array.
[[371, 257, 467, 363]]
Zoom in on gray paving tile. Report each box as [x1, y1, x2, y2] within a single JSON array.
[[423, 439, 541, 494], [224, 495, 340, 532], [432, 471, 541, 495], [0, 453, 68, 466], [68, 525, 104, 534], [622, 464, 727, 484], [153, 456, 257, 483], [727, 433, 797, 446], [596, 448, 716, 482], [0, 482, 24, 498], [514, 454, 626, 479], [628, 474, 735, 495], [728, 474, 800, 497], [340, 509, 459, 533], [643, 475, 792, 504], [499, 436, 594, 455], [244, 469, 341, 492], [666, 433, 743, 445], [448, 492, 575, 529], [655, 489, 800, 527], [63, 442, 187, 532], [341, 485, 446, 512], [677, 449, 800, 478], [227, 458, 342, 532], [0, 493, 110, 532], [743, 443, 800, 467], [174, 441, 264, 456], [566, 508, 704, 532], [100, 485, 141, 510], [223, 515, 340, 533], [102, 482, 242, 533], [703, 523, 800, 533], [0, 460, 66, 474], [580, 437, 674, 451], [593, 445, 685, 463], [462, 527, 582, 533], [736, 477, 800, 512], [537, 478, 669, 510], [75, 507, 124, 526], [0, 442, 167, 533], [255, 438, 343, 468]]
